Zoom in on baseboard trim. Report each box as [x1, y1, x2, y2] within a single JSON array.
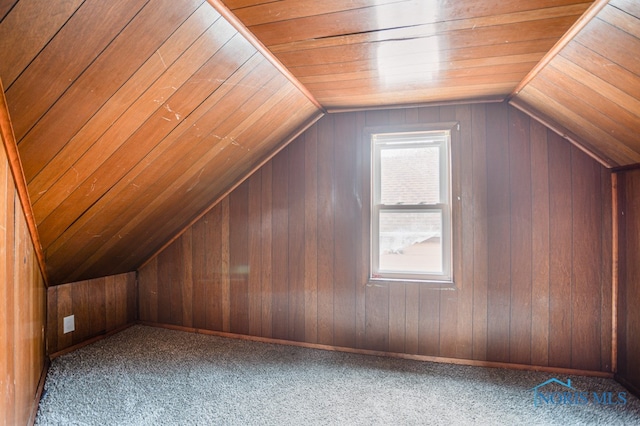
[[28, 357, 50, 426], [49, 323, 135, 360], [138, 321, 613, 379]]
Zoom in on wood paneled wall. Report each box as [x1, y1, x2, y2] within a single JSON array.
[[139, 102, 613, 372], [1, 124, 46, 425], [617, 168, 640, 393], [47, 272, 136, 354]]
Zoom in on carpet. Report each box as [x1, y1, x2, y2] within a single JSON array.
[[36, 325, 640, 425]]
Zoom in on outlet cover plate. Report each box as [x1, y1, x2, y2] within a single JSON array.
[[63, 315, 75, 334]]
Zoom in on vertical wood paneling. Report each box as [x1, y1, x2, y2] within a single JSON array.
[[47, 287, 58, 357], [547, 132, 573, 368], [455, 104, 474, 360], [207, 205, 224, 331], [260, 164, 273, 337], [387, 282, 405, 353], [229, 181, 250, 335], [354, 111, 367, 350], [418, 288, 440, 357], [157, 247, 172, 325], [248, 173, 263, 337], [71, 279, 90, 345], [221, 198, 231, 332], [617, 173, 628, 386], [508, 107, 532, 365], [316, 115, 335, 345], [192, 219, 207, 329], [13, 199, 30, 423], [47, 272, 136, 354], [471, 104, 489, 361], [271, 147, 289, 340], [139, 257, 158, 323], [181, 229, 193, 328], [56, 285, 72, 351], [365, 280, 390, 352], [571, 146, 602, 371], [530, 120, 550, 366], [288, 136, 306, 342], [628, 176, 639, 383], [1, 141, 16, 426], [89, 277, 107, 337], [617, 169, 640, 393], [486, 102, 511, 363], [1, 113, 46, 426], [138, 102, 614, 372], [169, 240, 184, 326], [600, 169, 612, 373], [304, 126, 318, 343], [333, 112, 358, 348]]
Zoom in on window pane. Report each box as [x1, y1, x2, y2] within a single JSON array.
[[380, 146, 440, 205], [378, 210, 442, 274]]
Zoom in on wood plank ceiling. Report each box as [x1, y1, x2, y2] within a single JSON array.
[[511, 0, 640, 168], [221, 0, 594, 110], [2, 0, 639, 284], [0, 0, 322, 284]]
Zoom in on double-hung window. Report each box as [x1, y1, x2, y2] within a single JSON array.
[[370, 129, 452, 283]]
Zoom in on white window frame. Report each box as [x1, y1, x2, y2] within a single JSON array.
[[370, 128, 453, 283]]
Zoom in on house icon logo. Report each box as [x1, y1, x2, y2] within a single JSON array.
[[530, 378, 575, 392]]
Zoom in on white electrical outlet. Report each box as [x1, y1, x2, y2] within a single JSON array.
[[63, 315, 75, 334]]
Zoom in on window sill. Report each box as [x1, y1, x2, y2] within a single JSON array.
[[367, 277, 456, 289]]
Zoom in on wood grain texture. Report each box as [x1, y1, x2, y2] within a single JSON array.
[[220, 0, 591, 109], [138, 102, 613, 371], [530, 119, 550, 367], [1, 0, 322, 285], [47, 272, 136, 354], [0, 78, 47, 285], [471, 104, 489, 361], [600, 169, 613, 373], [0, 125, 46, 426], [547, 132, 573, 369], [616, 169, 640, 392], [508, 107, 532, 365], [571, 145, 602, 371], [0, 0, 83, 88], [485, 102, 511, 363], [511, 1, 640, 167]]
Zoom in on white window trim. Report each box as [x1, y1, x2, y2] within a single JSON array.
[[369, 126, 454, 284]]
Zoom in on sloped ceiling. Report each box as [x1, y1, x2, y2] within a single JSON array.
[[0, 0, 322, 284], [511, 0, 640, 168], [2, 0, 638, 285]]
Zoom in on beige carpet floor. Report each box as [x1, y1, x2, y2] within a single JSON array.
[[36, 325, 640, 425]]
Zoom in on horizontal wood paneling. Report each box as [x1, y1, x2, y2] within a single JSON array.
[[511, 1, 640, 167], [0, 116, 46, 426], [616, 169, 640, 394], [222, 0, 592, 109], [47, 272, 137, 354], [139, 102, 613, 371], [0, 0, 322, 284]]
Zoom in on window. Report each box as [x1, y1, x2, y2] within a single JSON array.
[[370, 129, 452, 283]]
